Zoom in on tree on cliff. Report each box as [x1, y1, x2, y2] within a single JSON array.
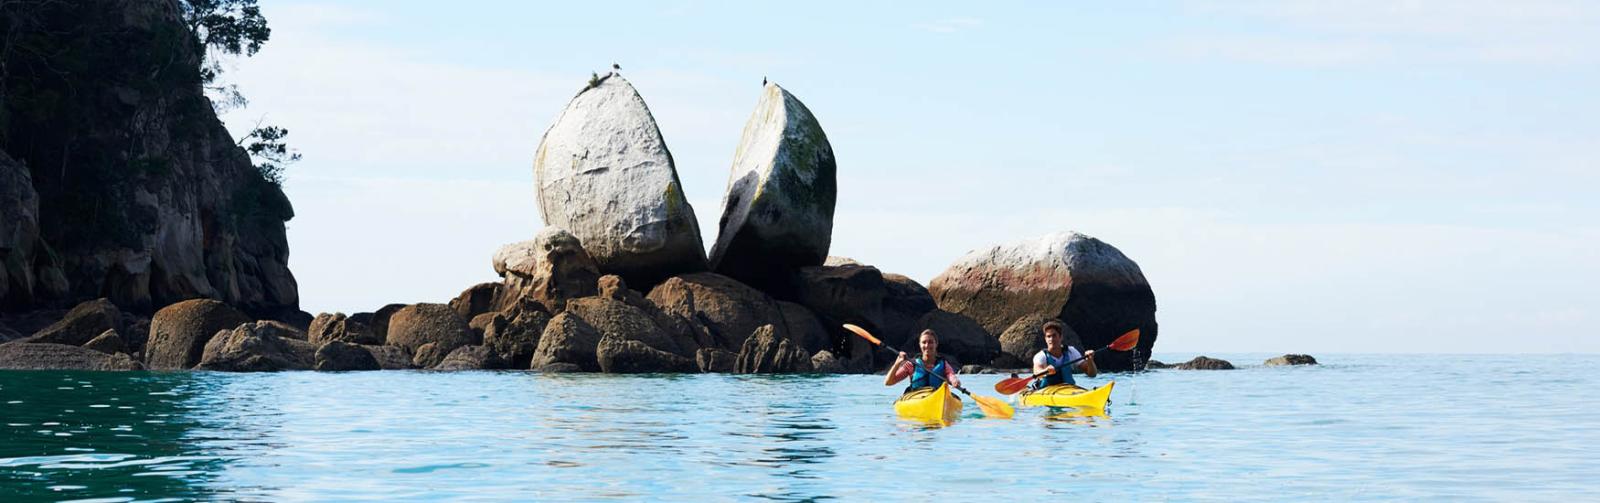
[[178, 0, 299, 186]]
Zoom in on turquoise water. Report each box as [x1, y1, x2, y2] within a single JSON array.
[[2, 354, 1596, 501]]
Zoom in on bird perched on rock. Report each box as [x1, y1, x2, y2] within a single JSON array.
[[762, 76, 767, 86], [613, 63, 620, 71]]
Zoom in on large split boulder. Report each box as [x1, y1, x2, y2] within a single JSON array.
[[24, 298, 122, 346], [529, 312, 602, 371], [735, 324, 813, 374], [929, 231, 1158, 371], [145, 299, 252, 370], [646, 272, 787, 352], [494, 227, 600, 313], [0, 343, 142, 370], [708, 84, 836, 293], [384, 303, 475, 355], [196, 321, 316, 372], [532, 73, 707, 287]]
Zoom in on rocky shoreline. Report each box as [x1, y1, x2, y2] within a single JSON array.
[[1, 1, 1169, 374]]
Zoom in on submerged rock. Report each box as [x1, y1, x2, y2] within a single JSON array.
[[709, 84, 837, 293], [532, 74, 707, 287], [145, 299, 252, 370], [1265, 354, 1318, 366], [929, 231, 1157, 371]]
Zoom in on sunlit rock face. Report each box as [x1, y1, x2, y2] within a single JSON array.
[[709, 83, 837, 295], [533, 74, 707, 288]]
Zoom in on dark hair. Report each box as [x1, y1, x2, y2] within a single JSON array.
[[1042, 320, 1066, 334], [919, 329, 938, 341]]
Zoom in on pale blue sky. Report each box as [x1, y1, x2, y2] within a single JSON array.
[[220, 1, 1599, 353]]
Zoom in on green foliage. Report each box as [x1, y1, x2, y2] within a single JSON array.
[[179, 0, 270, 84], [238, 124, 300, 186]]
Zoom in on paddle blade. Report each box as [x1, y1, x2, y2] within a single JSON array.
[[1108, 329, 1141, 351], [973, 394, 1015, 419], [994, 377, 1033, 395], [842, 323, 882, 346]]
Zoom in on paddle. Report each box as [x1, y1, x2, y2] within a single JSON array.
[[993, 328, 1141, 396], [842, 323, 1015, 419]]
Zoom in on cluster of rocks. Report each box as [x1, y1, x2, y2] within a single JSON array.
[[1144, 354, 1319, 370], [0, 71, 1166, 374]]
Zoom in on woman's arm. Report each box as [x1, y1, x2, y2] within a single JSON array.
[[884, 352, 910, 386]]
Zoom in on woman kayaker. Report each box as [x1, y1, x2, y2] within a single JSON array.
[[1033, 320, 1097, 390], [884, 329, 961, 391]]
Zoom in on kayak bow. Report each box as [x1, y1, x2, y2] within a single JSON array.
[[894, 383, 963, 424]]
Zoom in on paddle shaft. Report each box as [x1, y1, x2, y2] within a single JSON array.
[[1009, 344, 1108, 386]]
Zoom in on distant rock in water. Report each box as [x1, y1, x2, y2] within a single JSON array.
[[1175, 356, 1234, 370], [532, 74, 707, 288], [709, 83, 837, 293], [145, 299, 252, 370], [929, 232, 1157, 371], [1265, 354, 1318, 366]]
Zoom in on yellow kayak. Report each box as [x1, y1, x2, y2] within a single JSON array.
[[1018, 381, 1115, 410], [894, 384, 963, 423]]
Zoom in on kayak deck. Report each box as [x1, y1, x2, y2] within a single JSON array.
[[894, 384, 963, 424], [1018, 381, 1115, 410]]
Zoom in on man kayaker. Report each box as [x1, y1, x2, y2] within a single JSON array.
[[1033, 320, 1097, 390], [884, 329, 961, 391]]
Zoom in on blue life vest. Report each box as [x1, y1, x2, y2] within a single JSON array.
[[908, 357, 949, 390], [1034, 350, 1077, 390]]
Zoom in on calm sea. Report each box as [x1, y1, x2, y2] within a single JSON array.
[[2, 354, 1595, 501]]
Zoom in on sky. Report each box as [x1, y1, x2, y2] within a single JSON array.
[[218, 1, 1599, 354]]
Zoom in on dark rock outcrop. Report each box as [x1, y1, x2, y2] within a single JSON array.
[[790, 265, 937, 368], [532, 74, 707, 287], [735, 324, 813, 373], [916, 310, 999, 368], [929, 232, 1157, 371], [367, 303, 406, 342], [494, 227, 600, 313], [1175, 356, 1234, 370], [647, 272, 788, 352], [308, 312, 379, 345], [482, 310, 550, 369], [145, 299, 252, 370], [709, 83, 836, 293], [566, 297, 692, 358], [0, 343, 142, 370], [529, 312, 602, 371], [24, 298, 122, 346], [1265, 354, 1318, 366], [314, 341, 380, 371], [385, 303, 475, 355], [0, 1, 298, 314], [776, 301, 831, 355], [449, 282, 502, 321], [360, 344, 413, 370], [82, 329, 129, 355], [695, 348, 738, 373], [196, 321, 316, 371], [433, 345, 509, 370], [810, 350, 845, 373], [995, 314, 1077, 368], [596, 336, 697, 374]]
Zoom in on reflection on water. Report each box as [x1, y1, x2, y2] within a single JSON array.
[[1, 355, 1599, 500]]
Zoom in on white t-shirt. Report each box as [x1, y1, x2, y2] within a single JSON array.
[[1034, 346, 1084, 371]]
